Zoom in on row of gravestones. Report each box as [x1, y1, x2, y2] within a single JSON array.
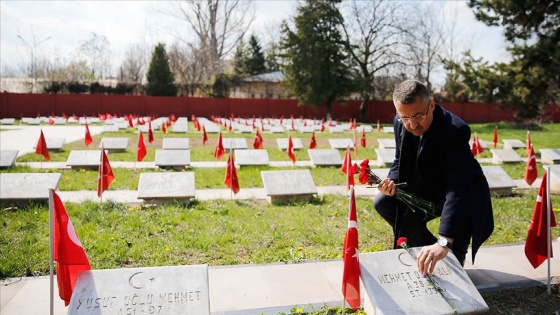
[[2, 165, 560, 206]]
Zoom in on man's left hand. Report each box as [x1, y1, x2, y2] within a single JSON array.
[[416, 243, 450, 275]]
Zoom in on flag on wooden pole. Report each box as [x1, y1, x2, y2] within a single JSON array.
[[148, 120, 154, 144], [224, 150, 240, 194], [36, 129, 50, 161], [84, 122, 93, 146], [524, 145, 538, 185], [525, 171, 556, 268], [137, 132, 147, 162], [342, 186, 361, 310], [202, 126, 208, 145], [309, 131, 317, 149], [50, 189, 91, 306], [214, 132, 225, 160], [287, 135, 296, 164], [360, 130, 366, 148], [97, 146, 114, 197], [493, 125, 498, 148], [253, 129, 263, 149]]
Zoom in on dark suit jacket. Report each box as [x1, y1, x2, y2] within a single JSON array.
[[388, 104, 494, 261]]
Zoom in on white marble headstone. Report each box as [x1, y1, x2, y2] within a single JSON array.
[[0, 173, 62, 200], [261, 170, 317, 204], [276, 138, 303, 150], [481, 166, 517, 196], [377, 138, 396, 149], [308, 149, 343, 166], [502, 139, 526, 150], [540, 149, 560, 164], [235, 149, 270, 166], [375, 149, 396, 166], [138, 172, 196, 202], [67, 150, 103, 169], [68, 265, 210, 315], [0, 150, 18, 168], [490, 149, 523, 164], [155, 149, 191, 168], [33, 138, 65, 151], [162, 138, 190, 150], [222, 138, 248, 150], [328, 138, 354, 149], [100, 138, 129, 151]]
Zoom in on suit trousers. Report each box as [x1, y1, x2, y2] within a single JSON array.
[[374, 193, 470, 266]]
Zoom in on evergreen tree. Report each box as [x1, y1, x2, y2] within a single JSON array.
[[146, 43, 177, 96], [245, 35, 267, 75], [280, 0, 354, 119], [233, 39, 248, 76]]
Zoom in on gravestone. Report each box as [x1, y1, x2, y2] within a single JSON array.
[[222, 138, 248, 150], [137, 125, 150, 133], [100, 138, 129, 152], [162, 138, 190, 150], [235, 149, 270, 166], [375, 149, 396, 166], [503, 139, 526, 150], [27, 118, 41, 125], [383, 126, 394, 133], [237, 125, 254, 133], [0, 150, 18, 168], [270, 126, 285, 133], [481, 166, 517, 196], [67, 117, 78, 124], [299, 126, 314, 133], [0, 118, 15, 124], [54, 117, 67, 125], [155, 149, 191, 170], [548, 165, 560, 194], [490, 149, 523, 164], [116, 122, 129, 129], [377, 138, 396, 149], [203, 124, 220, 133], [138, 172, 196, 203], [356, 125, 373, 133], [172, 124, 189, 133], [360, 248, 488, 315], [103, 125, 119, 133], [328, 126, 344, 133], [261, 170, 318, 204], [367, 168, 390, 182], [67, 150, 103, 170], [328, 138, 354, 149], [308, 149, 343, 167], [33, 138, 65, 151], [0, 173, 62, 205], [276, 138, 303, 150], [469, 139, 488, 149], [68, 265, 210, 315], [540, 149, 560, 164]]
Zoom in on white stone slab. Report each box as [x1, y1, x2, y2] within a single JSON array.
[[66, 150, 103, 169], [138, 172, 196, 201], [172, 124, 189, 133], [203, 124, 221, 133], [328, 126, 344, 133], [0, 173, 62, 201], [0, 118, 15, 124], [377, 138, 396, 149], [53, 117, 67, 125], [162, 138, 190, 150], [100, 138, 129, 152], [299, 126, 314, 133], [548, 165, 560, 194], [155, 149, 191, 169], [490, 149, 523, 164], [33, 138, 65, 151], [503, 139, 526, 150], [360, 248, 488, 315], [308, 149, 343, 166], [137, 125, 150, 133], [261, 170, 318, 204], [116, 122, 129, 129], [270, 126, 285, 133], [0, 150, 18, 168], [482, 166, 517, 196], [276, 138, 303, 150], [356, 125, 373, 133], [68, 265, 210, 315], [27, 118, 41, 125], [237, 125, 254, 133], [103, 125, 119, 132], [222, 138, 248, 150], [376, 149, 396, 166], [540, 149, 560, 164], [469, 139, 488, 149], [329, 138, 354, 149], [235, 149, 270, 166], [383, 126, 394, 133]]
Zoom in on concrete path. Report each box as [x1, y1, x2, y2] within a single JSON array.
[[1, 124, 558, 314]]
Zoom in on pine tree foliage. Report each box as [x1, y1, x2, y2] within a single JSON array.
[[146, 43, 177, 96]]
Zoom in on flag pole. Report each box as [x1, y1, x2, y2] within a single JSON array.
[[229, 145, 233, 200], [49, 187, 55, 315], [546, 166, 552, 295], [100, 145, 104, 203], [342, 299, 346, 315]]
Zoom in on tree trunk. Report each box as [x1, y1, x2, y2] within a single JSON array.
[[358, 93, 370, 122]]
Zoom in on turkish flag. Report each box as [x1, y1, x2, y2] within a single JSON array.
[[309, 131, 317, 149], [162, 123, 167, 133], [148, 121, 154, 144], [51, 189, 91, 306], [471, 132, 483, 156], [35, 129, 50, 161], [137, 132, 147, 162], [526, 130, 532, 155], [253, 129, 263, 149], [224, 151, 240, 194], [202, 126, 208, 145], [128, 116, 134, 128], [214, 132, 225, 160], [84, 122, 93, 146], [342, 186, 361, 310], [287, 136, 296, 164], [493, 125, 498, 148], [341, 147, 356, 190], [49, 117, 54, 124], [97, 147, 114, 197], [524, 145, 538, 185], [360, 130, 366, 148], [525, 171, 557, 268]]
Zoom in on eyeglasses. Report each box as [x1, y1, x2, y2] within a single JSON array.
[[397, 99, 431, 124]]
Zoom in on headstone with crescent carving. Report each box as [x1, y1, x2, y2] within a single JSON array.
[[68, 265, 210, 315], [360, 248, 488, 314]]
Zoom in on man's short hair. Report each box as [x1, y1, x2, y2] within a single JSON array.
[[393, 80, 430, 105]]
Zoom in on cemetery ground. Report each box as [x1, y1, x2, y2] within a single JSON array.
[[1, 120, 560, 313]]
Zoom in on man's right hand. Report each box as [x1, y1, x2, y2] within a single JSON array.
[[378, 178, 396, 196]]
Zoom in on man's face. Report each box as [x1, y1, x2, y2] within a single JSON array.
[[394, 96, 434, 137]]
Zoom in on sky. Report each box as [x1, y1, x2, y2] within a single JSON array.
[[0, 0, 511, 82]]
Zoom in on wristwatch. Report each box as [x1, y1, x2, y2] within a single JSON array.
[[438, 236, 452, 249]]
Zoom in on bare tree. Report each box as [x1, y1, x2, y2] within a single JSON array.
[[159, 0, 255, 79], [341, 0, 412, 121], [120, 43, 149, 83], [168, 41, 210, 96], [78, 32, 112, 79]]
